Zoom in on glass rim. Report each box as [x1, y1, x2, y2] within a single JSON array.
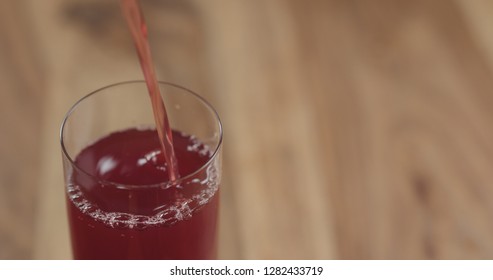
[[60, 80, 223, 190]]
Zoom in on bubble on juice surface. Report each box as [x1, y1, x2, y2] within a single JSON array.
[[185, 134, 213, 157], [136, 150, 161, 167]]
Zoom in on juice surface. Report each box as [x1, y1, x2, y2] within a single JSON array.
[[67, 128, 219, 259]]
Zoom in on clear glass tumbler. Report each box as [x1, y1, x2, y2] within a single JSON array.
[[60, 81, 222, 259]]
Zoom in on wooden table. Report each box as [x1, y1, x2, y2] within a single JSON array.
[[2, 0, 493, 259]]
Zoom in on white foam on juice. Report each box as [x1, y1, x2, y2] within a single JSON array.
[[137, 150, 162, 167], [67, 160, 220, 229], [185, 134, 213, 158]]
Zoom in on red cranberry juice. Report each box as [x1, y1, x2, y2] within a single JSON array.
[[66, 128, 219, 259]]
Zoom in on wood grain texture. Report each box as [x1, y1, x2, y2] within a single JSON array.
[[1, 0, 493, 259], [0, 0, 45, 259]]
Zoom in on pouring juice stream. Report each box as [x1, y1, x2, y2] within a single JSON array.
[[120, 0, 179, 181]]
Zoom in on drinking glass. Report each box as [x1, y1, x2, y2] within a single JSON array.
[[60, 81, 222, 259]]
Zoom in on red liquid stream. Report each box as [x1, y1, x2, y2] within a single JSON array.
[[68, 128, 219, 259], [120, 0, 179, 180]]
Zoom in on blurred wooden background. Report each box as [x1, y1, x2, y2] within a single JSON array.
[[2, 0, 493, 259]]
